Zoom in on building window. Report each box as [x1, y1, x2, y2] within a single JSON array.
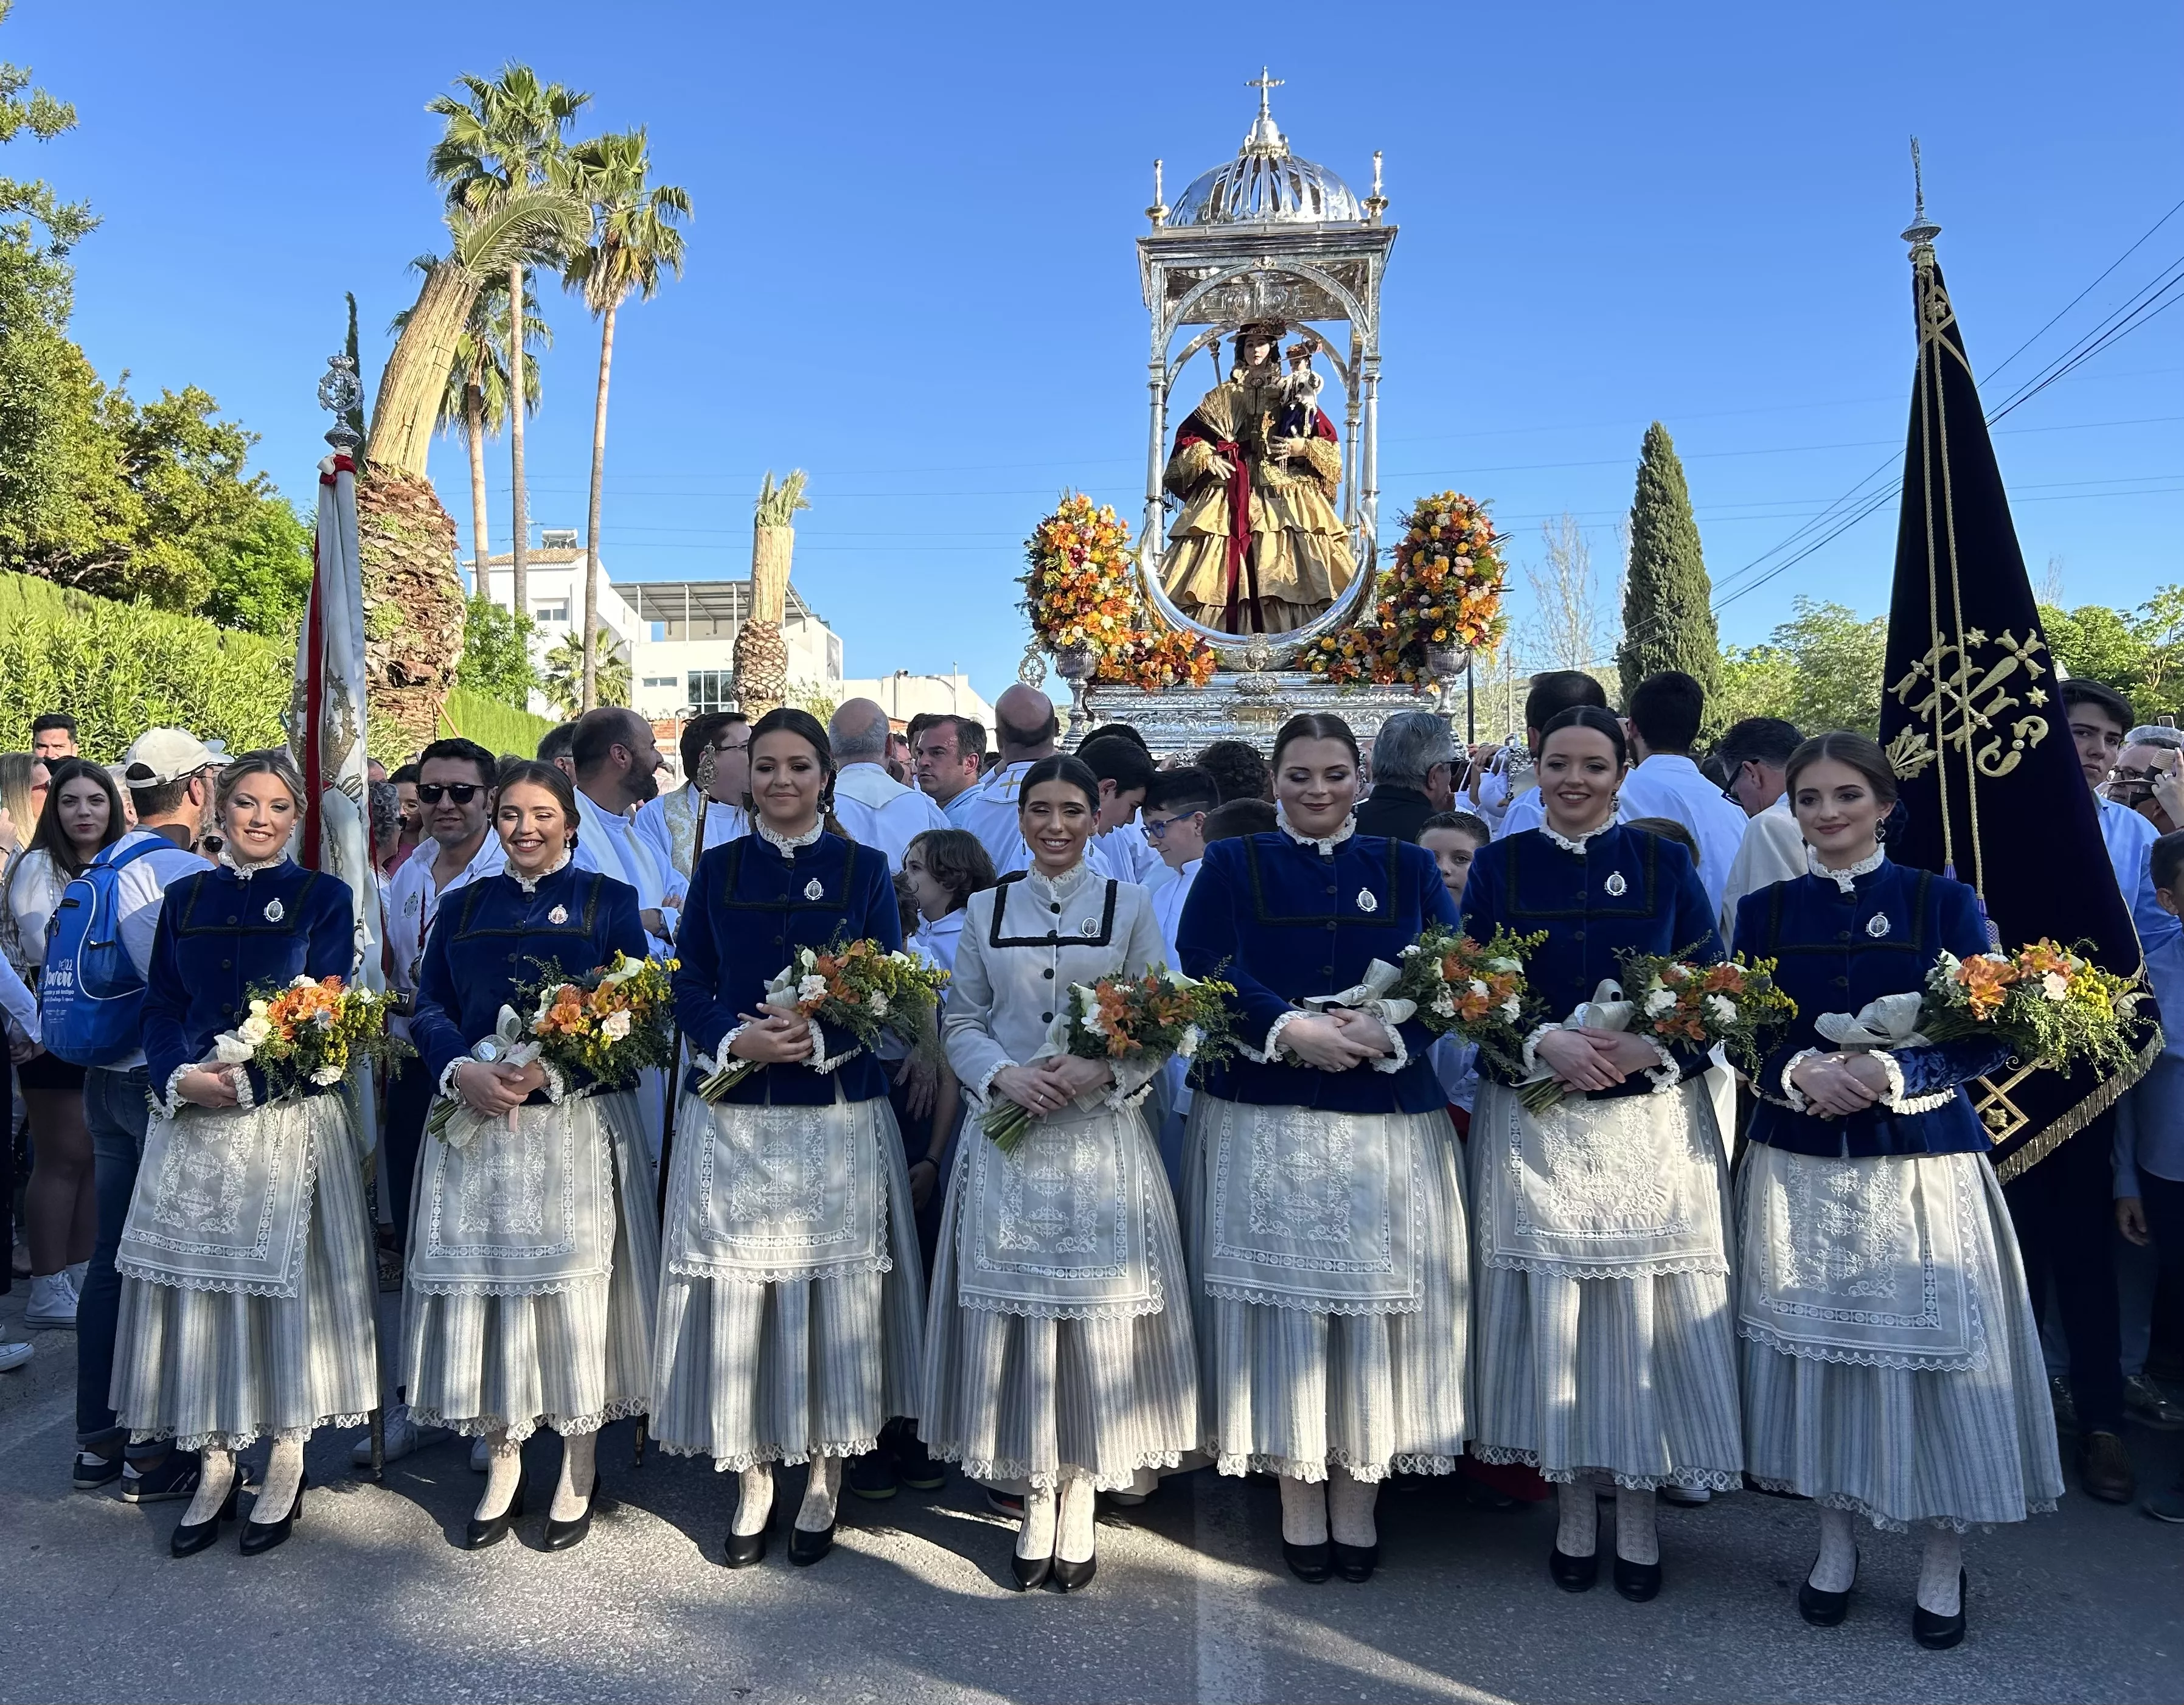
[[533, 600, 568, 625], [688, 670, 734, 714]]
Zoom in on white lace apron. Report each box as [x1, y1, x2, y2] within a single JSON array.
[[406, 1093, 620, 1297], [1738, 1144, 1985, 1372], [1201, 1097, 1424, 1314], [958, 1103, 1160, 1320], [1476, 1079, 1728, 1280], [117, 1099, 324, 1298], [664, 1089, 891, 1286]]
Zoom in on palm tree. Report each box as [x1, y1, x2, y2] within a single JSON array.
[[426, 64, 590, 623], [542, 625, 630, 714], [391, 265, 551, 596], [558, 128, 691, 709]]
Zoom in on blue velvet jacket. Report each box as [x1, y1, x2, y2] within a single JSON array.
[[1459, 824, 1722, 1098], [1176, 826, 1459, 1113], [673, 829, 899, 1105], [1731, 856, 2011, 1157], [142, 859, 356, 1104], [410, 862, 648, 1103]]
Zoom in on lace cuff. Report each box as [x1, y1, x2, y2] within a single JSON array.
[[807, 1032, 858, 1075], [1872, 1050, 1957, 1116], [230, 1068, 257, 1112], [1365, 1006, 1412, 1075], [1239, 1009, 1304, 1065], [436, 1055, 468, 1100], [1521, 1023, 1561, 1074], [1780, 1047, 1822, 1113], [975, 1060, 1014, 1106], [159, 1063, 195, 1116], [540, 1061, 569, 1104], [1640, 1036, 1680, 1094], [1105, 1055, 1160, 1109]]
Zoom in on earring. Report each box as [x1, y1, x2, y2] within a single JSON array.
[[1873, 819, 1890, 842]]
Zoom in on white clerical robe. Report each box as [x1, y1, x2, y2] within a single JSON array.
[[634, 783, 751, 902], [571, 790, 671, 1164], [830, 760, 950, 873]]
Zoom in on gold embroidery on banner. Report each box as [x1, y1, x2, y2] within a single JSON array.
[[1888, 628, 2053, 782]]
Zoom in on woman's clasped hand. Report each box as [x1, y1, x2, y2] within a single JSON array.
[[1788, 1049, 1891, 1119]]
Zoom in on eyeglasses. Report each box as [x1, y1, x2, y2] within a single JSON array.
[[416, 782, 481, 804], [1140, 813, 1200, 841]]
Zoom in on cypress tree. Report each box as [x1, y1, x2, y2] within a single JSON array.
[[1616, 421, 1719, 707]]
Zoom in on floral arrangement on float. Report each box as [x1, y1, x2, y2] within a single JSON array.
[[1021, 494, 1218, 691], [1304, 490, 1508, 687]]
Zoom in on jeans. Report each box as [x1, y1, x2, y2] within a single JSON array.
[[77, 1066, 150, 1450], [381, 1055, 431, 1255], [2005, 1108, 2126, 1434]]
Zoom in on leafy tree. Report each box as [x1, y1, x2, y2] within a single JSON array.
[[1709, 598, 1888, 738], [455, 592, 540, 707], [1616, 422, 1719, 705], [2041, 590, 2184, 721], [201, 498, 314, 636], [541, 624, 627, 714]]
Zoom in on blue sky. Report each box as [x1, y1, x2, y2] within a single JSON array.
[[12, 0, 2180, 711]]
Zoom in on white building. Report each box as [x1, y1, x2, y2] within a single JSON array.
[[478, 533, 643, 717], [836, 670, 995, 734]]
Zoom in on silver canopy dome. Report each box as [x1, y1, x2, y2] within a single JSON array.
[[1167, 80, 1363, 227]]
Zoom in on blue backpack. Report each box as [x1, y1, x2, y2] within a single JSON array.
[[40, 837, 167, 1068]]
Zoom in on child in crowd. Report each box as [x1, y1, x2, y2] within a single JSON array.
[[1624, 814, 1701, 867], [1141, 768, 1219, 1192], [1416, 813, 1490, 1134]]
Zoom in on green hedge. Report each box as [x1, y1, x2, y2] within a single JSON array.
[[0, 572, 291, 758], [437, 685, 553, 761]]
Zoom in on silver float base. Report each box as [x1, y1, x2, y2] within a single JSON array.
[[1071, 673, 1444, 758]]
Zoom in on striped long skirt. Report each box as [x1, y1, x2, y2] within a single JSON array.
[[921, 1107, 1199, 1492], [1466, 1082, 1745, 1493], [111, 1099, 378, 1453], [1186, 1096, 1470, 1483], [401, 1091, 659, 1442], [1739, 1144, 2063, 1530]]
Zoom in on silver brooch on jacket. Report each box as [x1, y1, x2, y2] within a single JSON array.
[[804, 878, 824, 901], [548, 905, 568, 925], [1081, 918, 1099, 936], [1604, 872, 1628, 897], [263, 898, 285, 923], [1355, 888, 1379, 913], [1866, 912, 1891, 937]]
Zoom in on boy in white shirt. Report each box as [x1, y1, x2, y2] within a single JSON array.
[[1417, 811, 1491, 1131]]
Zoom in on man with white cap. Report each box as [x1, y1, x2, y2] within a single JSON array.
[[70, 729, 218, 1504]]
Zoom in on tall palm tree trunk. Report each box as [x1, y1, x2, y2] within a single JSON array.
[[366, 260, 481, 476], [507, 259, 529, 624], [464, 383, 491, 597], [581, 296, 617, 710]]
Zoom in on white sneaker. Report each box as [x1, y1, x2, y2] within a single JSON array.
[[470, 1436, 490, 1473], [64, 1262, 88, 1297], [0, 1341, 30, 1372], [23, 1273, 77, 1328], [348, 1403, 452, 1467]]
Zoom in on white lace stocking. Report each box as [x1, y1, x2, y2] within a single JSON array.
[[475, 1428, 521, 1523], [1810, 1507, 1857, 1592], [1278, 1474, 1329, 1547], [795, 1454, 840, 1533], [1329, 1465, 1378, 1547], [1018, 1486, 1058, 1561], [551, 1431, 596, 1523], [183, 1447, 235, 1529], [731, 1464, 774, 1538], [253, 1439, 305, 1526], [1918, 1529, 1963, 1615], [1057, 1476, 1096, 1564], [1556, 1481, 1598, 1557], [1614, 1487, 1658, 1565]]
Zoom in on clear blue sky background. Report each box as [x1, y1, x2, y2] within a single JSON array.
[[12, 0, 2180, 713]]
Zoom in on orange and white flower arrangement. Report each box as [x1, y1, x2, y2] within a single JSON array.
[[209, 975, 403, 1105]]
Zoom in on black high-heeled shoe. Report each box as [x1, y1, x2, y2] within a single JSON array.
[[1051, 1552, 1096, 1592], [724, 1524, 768, 1568], [1331, 1541, 1378, 1583], [464, 1471, 525, 1551], [239, 1471, 308, 1557], [1911, 1569, 1967, 1650], [787, 1519, 835, 1566], [544, 1474, 600, 1552], [1612, 1554, 1663, 1602], [169, 1478, 241, 1558], [1010, 1548, 1053, 1591], [1548, 1545, 1598, 1592], [1282, 1539, 1334, 1583], [1797, 1550, 1859, 1627]]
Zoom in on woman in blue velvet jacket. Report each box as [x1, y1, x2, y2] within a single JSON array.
[[401, 759, 655, 1554], [1729, 732, 2061, 1649], [1175, 712, 1469, 1588], [111, 751, 374, 1558], [1456, 706, 1742, 1604], [653, 707, 923, 1571]]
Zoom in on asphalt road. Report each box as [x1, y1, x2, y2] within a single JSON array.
[[2, 1286, 2180, 1705]]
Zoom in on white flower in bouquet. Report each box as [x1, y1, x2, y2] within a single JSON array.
[[238, 1012, 273, 1048], [1487, 957, 1520, 976], [1075, 984, 1105, 1032], [1644, 986, 1677, 1017], [1178, 1024, 1202, 1060], [1705, 993, 1739, 1025], [2041, 971, 2069, 1001], [600, 1009, 632, 1041], [599, 957, 645, 987], [1468, 978, 1490, 1000], [310, 1065, 344, 1086], [1500, 995, 1521, 1021], [869, 990, 890, 1018], [1432, 988, 1456, 1018], [796, 973, 829, 1004], [212, 1032, 254, 1064], [288, 974, 315, 990]]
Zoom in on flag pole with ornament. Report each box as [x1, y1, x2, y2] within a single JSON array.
[[1874, 147, 2158, 1179]]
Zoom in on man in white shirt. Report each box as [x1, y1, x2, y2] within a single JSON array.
[[1141, 766, 1216, 1191], [828, 698, 948, 873], [73, 729, 217, 1499], [2066, 681, 2183, 956], [568, 707, 674, 953], [913, 715, 989, 827], [1615, 670, 1747, 918], [1714, 716, 1809, 934], [953, 684, 1061, 876], [1079, 727, 1164, 889], [635, 712, 751, 896], [1490, 670, 1612, 841]]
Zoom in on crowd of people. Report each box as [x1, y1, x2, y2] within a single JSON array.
[[0, 667, 2179, 1648]]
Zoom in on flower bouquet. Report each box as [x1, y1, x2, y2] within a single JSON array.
[[209, 975, 406, 1105], [1914, 940, 2141, 1076], [1519, 949, 1796, 1113], [982, 964, 1236, 1154], [695, 937, 950, 1103], [426, 953, 678, 1139], [1390, 923, 1544, 1079], [1302, 490, 1508, 687]]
